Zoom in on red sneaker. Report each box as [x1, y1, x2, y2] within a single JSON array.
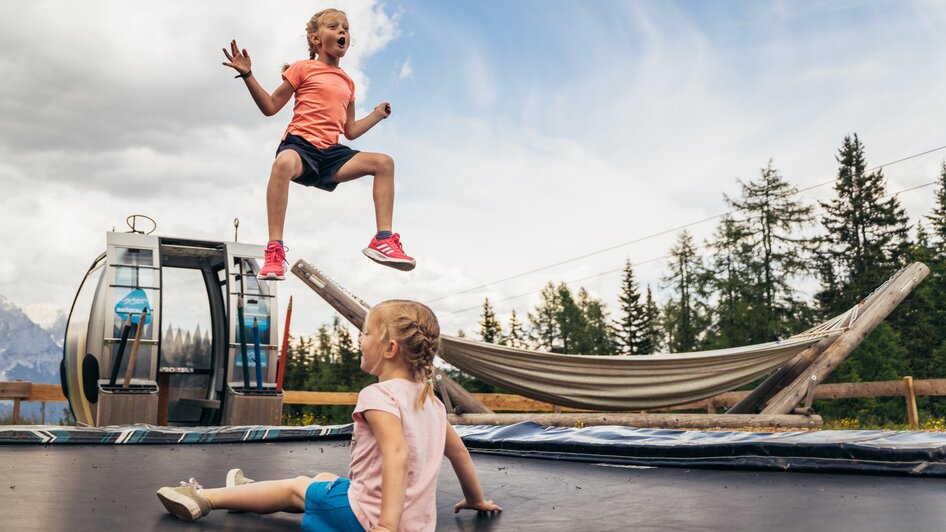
[[257, 241, 287, 281], [362, 233, 416, 271]]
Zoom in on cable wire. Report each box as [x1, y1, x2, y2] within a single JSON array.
[[427, 144, 946, 305]]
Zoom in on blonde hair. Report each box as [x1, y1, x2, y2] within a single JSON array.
[[283, 8, 348, 72], [368, 300, 441, 409]]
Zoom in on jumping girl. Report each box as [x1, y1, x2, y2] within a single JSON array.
[[222, 8, 416, 280], [156, 300, 502, 531]]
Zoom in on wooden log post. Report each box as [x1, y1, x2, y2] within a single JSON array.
[[904, 376, 919, 430], [762, 263, 930, 415], [434, 369, 493, 414], [0, 381, 31, 424], [728, 335, 838, 414]]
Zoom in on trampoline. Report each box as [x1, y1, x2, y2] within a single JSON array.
[[3, 422, 946, 531]]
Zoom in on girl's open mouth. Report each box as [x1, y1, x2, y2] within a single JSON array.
[[337, 37, 347, 47]]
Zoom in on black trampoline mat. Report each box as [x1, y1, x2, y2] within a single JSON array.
[[2, 441, 945, 531]]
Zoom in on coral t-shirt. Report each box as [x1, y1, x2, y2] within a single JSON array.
[[281, 60, 355, 148], [348, 379, 447, 532]]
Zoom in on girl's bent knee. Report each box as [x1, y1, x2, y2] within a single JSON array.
[[376, 154, 394, 174], [313, 472, 339, 483], [271, 155, 299, 179]]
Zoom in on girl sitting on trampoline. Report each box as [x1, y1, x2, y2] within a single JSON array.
[[222, 8, 416, 280], [156, 300, 502, 531]]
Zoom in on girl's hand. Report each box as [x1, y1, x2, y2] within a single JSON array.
[[374, 102, 392, 119], [454, 498, 503, 514], [222, 39, 252, 76]]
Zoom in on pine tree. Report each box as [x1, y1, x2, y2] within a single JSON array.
[[929, 161, 946, 259], [554, 283, 586, 353], [662, 231, 708, 352], [528, 283, 560, 351], [702, 214, 753, 348], [725, 160, 815, 341], [505, 309, 528, 349], [818, 134, 911, 313], [639, 285, 662, 354], [615, 260, 647, 354], [478, 298, 503, 344], [576, 288, 616, 354]]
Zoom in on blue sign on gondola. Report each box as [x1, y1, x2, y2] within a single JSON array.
[[242, 300, 270, 331], [235, 353, 268, 367], [115, 288, 152, 325]]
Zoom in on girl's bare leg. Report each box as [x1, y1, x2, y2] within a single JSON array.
[[332, 152, 395, 232], [201, 473, 338, 514], [267, 150, 305, 242]]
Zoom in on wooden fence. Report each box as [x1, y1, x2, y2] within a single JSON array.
[[3, 377, 942, 428]]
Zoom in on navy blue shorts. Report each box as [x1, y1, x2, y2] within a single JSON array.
[[301, 477, 364, 532], [276, 133, 360, 192]]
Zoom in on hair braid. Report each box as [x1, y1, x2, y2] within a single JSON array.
[[370, 300, 441, 409]]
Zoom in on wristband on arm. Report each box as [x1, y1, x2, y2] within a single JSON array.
[[235, 70, 252, 79]]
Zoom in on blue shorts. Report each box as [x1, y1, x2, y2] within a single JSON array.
[[277, 133, 360, 192], [301, 477, 364, 532]]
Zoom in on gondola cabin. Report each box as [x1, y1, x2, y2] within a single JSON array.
[[62, 228, 283, 427]]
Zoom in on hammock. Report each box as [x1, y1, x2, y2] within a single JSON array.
[[292, 261, 853, 410]]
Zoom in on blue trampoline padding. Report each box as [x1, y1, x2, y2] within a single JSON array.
[[454, 421, 946, 477], [0, 423, 351, 445], [6, 420, 946, 476]]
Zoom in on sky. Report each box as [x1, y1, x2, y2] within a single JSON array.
[[1, 0, 945, 340]]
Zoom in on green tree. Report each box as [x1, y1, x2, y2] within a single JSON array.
[[817, 134, 911, 313], [639, 285, 662, 354], [702, 214, 754, 348], [478, 298, 503, 344], [615, 260, 647, 354], [576, 288, 616, 354], [662, 230, 708, 352], [928, 161, 946, 258], [528, 283, 560, 351], [554, 283, 586, 353], [505, 309, 528, 349], [726, 160, 815, 341]]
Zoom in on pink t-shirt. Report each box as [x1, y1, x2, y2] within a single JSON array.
[[348, 379, 447, 532], [281, 60, 355, 148]]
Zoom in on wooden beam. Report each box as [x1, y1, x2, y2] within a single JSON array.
[[904, 376, 919, 430], [27, 383, 67, 402], [0, 381, 31, 400], [448, 412, 822, 429], [728, 334, 838, 414], [283, 391, 358, 405], [762, 263, 930, 415], [434, 369, 493, 414], [292, 260, 369, 330]]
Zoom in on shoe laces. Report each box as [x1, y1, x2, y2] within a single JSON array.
[[265, 243, 288, 262], [179, 478, 203, 490], [389, 233, 404, 252]]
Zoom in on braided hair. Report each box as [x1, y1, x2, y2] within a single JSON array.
[[370, 300, 441, 409]]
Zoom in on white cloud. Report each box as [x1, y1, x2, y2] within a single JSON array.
[[398, 57, 413, 80]]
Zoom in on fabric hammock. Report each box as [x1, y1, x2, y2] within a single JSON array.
[[293, 261, 854, 411]]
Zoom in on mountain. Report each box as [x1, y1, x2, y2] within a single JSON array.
[[0, 296, 66, 422]]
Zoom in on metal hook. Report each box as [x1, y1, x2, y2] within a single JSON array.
[[125, 214, 156, 235]]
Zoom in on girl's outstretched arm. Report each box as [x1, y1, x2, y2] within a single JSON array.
[[344, 101, 391, 140], [364, 410, 409, 531], [222, 39, 294, 117], [444, 424, 503, 514]]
